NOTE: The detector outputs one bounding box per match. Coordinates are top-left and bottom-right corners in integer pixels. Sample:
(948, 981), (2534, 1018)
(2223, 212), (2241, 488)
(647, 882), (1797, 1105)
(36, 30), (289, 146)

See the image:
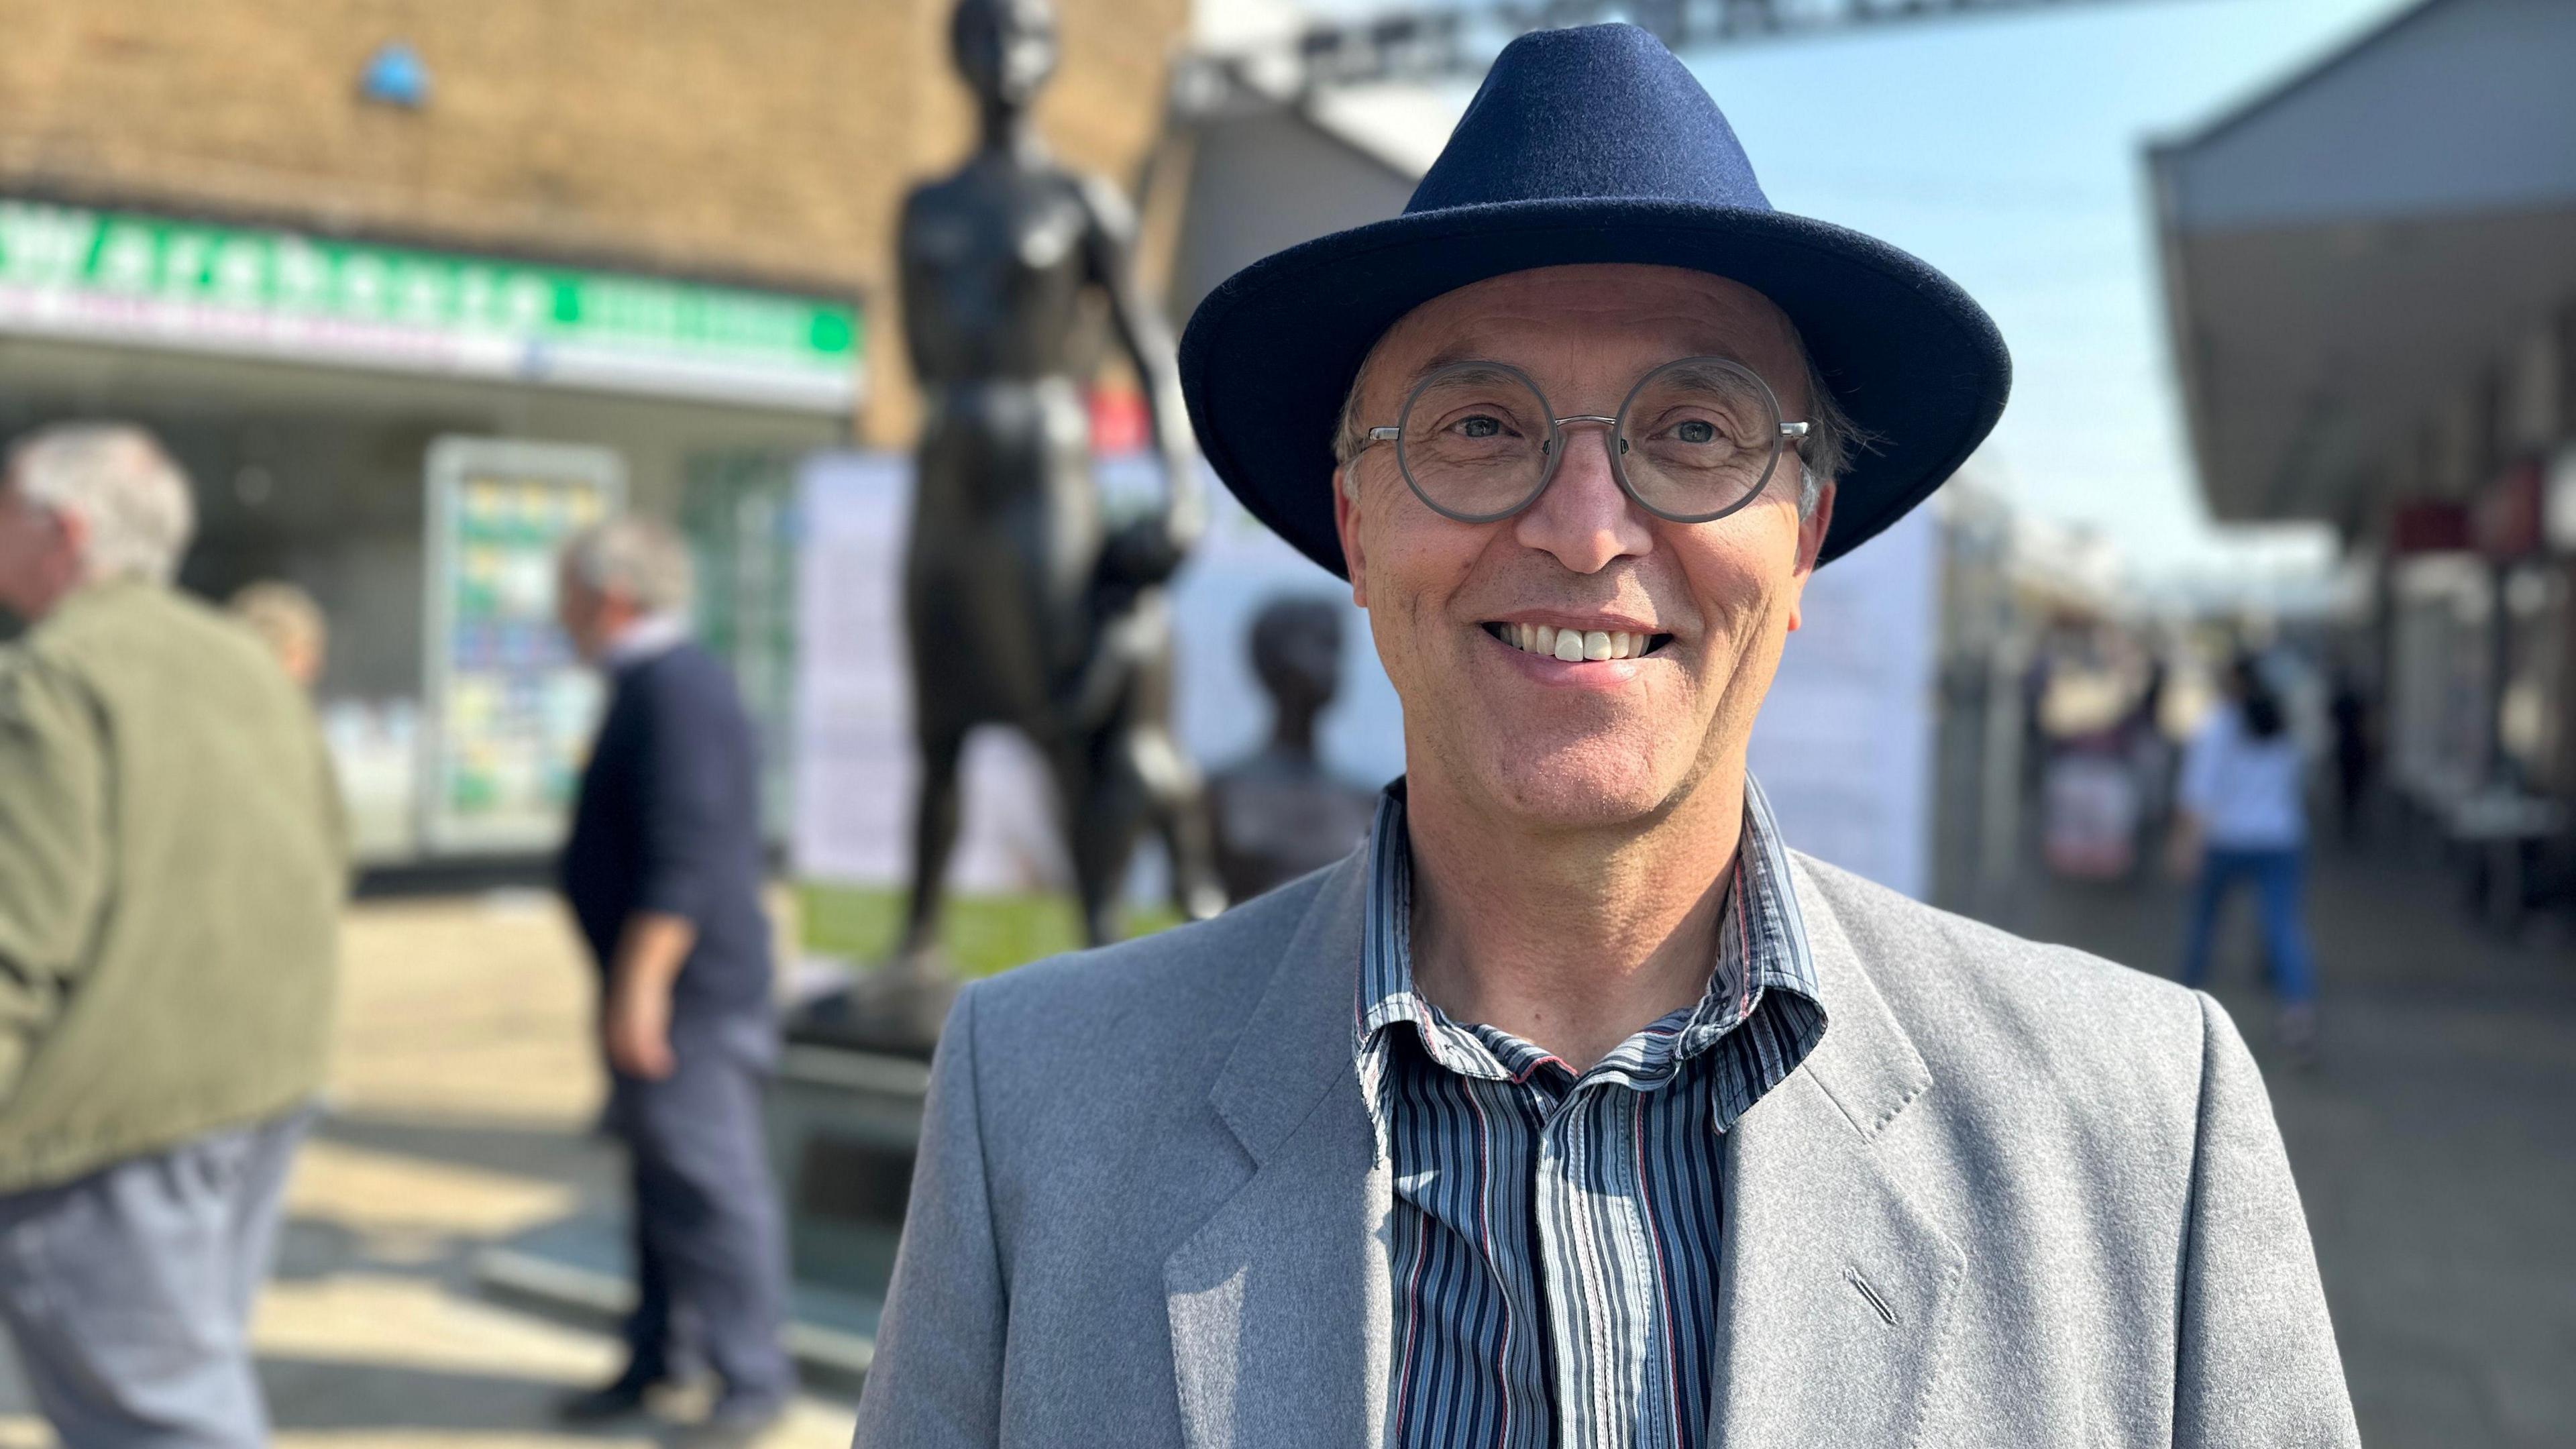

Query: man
(0, 423), (344, 1447)
(555, 515), (796, 1445)
(853, 24), (2357, 1449)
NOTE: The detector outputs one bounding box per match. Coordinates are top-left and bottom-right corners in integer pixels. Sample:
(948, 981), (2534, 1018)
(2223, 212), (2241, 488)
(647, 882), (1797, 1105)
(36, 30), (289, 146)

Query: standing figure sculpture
(884, 0), (1222, 1026)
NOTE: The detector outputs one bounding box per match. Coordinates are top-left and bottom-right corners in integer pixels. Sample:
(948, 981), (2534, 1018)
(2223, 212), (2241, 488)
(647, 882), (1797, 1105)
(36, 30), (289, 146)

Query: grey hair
(561, 515), (694, 614)
(1332, 333), (1870, 520)
(5, 423), (197, 584)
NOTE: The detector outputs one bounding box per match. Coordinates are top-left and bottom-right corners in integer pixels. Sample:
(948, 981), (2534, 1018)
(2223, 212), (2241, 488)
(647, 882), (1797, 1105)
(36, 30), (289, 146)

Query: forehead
(1364, 264), (1800, 394)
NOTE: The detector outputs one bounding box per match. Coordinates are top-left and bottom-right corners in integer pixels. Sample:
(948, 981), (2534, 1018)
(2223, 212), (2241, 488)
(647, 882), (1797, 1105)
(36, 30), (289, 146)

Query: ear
(1332, 468), (1368, 608)
(52, 505), (92, 567)
(1784, 481), (1835, 635)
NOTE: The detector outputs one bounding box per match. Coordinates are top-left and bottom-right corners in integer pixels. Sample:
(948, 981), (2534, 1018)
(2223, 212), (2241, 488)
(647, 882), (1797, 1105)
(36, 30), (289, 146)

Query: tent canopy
(2151, 0), (2576, 531)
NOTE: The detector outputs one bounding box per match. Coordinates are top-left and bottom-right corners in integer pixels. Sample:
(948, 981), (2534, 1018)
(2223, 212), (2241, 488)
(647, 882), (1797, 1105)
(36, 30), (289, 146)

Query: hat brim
(1179, 196), (2010, 576)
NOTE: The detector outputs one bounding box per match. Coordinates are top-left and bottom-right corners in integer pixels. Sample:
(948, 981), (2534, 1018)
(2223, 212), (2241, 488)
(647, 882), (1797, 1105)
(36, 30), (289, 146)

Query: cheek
(1674, 516), (1803, 647)
(1357, 499), (1480, 644)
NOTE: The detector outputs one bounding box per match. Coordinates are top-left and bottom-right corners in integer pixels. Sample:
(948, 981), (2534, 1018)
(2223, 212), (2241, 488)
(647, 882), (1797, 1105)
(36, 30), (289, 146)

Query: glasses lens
(1397, 365), (1552, 520)
(1616, 359), (1782, 520)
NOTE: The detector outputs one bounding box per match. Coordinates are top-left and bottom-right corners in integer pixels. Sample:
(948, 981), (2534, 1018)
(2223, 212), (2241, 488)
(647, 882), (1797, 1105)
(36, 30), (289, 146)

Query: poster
(420, 436), (624, 854)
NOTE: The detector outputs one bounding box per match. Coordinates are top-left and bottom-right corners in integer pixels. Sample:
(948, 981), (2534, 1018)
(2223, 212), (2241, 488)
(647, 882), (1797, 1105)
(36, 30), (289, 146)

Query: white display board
(1745, 507), (1939, 898)
(792, 453), (1059, 892)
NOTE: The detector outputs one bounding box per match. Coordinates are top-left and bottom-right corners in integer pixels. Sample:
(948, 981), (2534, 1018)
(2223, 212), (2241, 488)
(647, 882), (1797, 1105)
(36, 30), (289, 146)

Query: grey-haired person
(554, 515), (796, 1446)
(0, 423), (345, 1448)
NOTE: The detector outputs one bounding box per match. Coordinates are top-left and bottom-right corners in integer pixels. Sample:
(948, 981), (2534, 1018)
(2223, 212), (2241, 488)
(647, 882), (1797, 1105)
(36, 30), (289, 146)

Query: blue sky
(1297, 0), (2424, 580)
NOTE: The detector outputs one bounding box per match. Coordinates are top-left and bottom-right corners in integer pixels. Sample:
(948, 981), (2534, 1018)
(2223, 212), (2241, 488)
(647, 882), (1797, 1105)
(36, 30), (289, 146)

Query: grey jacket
(851, 850), (2358, 1448)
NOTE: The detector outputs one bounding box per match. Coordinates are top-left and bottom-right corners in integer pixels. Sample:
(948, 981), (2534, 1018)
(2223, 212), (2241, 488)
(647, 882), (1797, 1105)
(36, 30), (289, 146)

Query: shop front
(0, 195), (861, 865)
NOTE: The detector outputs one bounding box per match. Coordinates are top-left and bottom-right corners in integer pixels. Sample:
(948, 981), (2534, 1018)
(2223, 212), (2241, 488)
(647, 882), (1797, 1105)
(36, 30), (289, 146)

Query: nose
(1511, 419), (1652, 574)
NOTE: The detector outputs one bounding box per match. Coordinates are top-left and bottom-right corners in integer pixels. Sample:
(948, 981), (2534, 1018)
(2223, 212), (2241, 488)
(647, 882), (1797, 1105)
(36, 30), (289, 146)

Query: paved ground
(1979, 835), (2576, 1449)
(0, 839), (2564, 1446)
(0, 889), (860, 1449)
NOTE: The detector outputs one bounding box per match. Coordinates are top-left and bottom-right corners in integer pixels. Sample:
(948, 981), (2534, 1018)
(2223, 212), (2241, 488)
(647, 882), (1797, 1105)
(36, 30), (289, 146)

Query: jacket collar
(1169, 849), (1391, 1449)
(1203, 849), (1372, 1167)
(1706, 852), (1961, 1447)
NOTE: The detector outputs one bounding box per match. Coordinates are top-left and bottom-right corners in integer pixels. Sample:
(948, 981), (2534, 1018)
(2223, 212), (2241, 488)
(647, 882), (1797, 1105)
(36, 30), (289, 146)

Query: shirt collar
(600, 610), (690, 670)
(1352, 775), (1823, 1099)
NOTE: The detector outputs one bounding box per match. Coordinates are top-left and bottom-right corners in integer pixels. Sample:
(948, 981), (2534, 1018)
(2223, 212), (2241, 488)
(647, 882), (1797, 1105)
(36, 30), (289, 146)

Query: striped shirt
(1354, 778), (1826, 1449)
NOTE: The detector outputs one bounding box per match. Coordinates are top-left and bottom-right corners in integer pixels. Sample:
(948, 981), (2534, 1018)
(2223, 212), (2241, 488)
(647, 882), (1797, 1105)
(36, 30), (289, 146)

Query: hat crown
(1406, 23), (1770, 216)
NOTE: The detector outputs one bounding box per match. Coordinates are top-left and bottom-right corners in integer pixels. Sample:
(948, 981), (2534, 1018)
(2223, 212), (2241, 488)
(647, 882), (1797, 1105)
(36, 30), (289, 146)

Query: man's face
(1332, 264), (1834, 830)
(0, 472), (83, 623)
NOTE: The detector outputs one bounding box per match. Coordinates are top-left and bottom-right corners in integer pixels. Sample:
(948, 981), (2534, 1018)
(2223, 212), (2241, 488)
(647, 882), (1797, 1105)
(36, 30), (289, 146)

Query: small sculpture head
(951, 0), (1058, 111)
(1251, 596), (1344, 745)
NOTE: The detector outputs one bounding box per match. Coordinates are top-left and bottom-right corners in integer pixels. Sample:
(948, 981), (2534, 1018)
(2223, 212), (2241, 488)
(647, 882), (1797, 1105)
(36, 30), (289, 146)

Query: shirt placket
(1528, 1068), (1663, 1449)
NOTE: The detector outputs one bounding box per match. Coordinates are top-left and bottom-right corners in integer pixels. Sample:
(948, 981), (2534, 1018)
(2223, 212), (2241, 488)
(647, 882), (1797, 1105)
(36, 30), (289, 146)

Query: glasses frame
(1356, 356), (1813, 526)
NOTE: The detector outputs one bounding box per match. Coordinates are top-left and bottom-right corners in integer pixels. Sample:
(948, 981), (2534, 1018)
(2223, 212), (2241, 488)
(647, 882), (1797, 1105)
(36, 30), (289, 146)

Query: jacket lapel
(1709, 857), (1965, 1448)
(1165, 853), (1392, 1449)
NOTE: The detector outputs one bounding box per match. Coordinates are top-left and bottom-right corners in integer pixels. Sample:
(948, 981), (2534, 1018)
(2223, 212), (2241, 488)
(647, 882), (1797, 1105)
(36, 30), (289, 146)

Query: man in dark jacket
(555, 515), (795, 1445)
(0, 423), (343, 1448)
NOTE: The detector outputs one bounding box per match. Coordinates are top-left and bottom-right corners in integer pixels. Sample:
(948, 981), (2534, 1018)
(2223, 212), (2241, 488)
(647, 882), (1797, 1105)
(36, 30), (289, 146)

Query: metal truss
(1212, 0), (2182, 90)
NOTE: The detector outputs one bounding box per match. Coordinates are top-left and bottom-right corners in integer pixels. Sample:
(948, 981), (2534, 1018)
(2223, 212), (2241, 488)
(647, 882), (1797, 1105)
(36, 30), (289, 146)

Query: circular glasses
(1359, 357), (1811, 525)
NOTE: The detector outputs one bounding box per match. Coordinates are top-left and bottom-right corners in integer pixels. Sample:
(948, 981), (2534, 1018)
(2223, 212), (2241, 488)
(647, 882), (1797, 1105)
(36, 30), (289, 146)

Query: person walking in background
(0, 423), (345, 1447)
(2172, 652), (2321, 1057)
(553, 517), (796, 1446)
(230, 578), (329, 690)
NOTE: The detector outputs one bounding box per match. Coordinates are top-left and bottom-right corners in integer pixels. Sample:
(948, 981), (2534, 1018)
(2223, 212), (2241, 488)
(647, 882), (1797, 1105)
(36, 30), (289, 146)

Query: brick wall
(0, 0), (1189, 443)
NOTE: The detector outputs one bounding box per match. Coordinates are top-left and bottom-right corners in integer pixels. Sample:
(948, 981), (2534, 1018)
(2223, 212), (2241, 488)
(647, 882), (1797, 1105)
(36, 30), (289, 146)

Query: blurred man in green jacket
(0, 423), (345, 1448)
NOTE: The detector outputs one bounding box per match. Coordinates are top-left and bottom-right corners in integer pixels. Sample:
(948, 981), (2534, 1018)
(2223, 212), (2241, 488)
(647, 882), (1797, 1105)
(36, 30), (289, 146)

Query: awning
(2150, 0), (2576, 531)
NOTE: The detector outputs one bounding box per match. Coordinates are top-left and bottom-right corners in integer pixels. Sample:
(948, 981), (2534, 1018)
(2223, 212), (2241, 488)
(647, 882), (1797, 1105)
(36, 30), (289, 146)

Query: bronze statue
(873, 0), (1221, 1032)
(1206, 596), (1380, 901)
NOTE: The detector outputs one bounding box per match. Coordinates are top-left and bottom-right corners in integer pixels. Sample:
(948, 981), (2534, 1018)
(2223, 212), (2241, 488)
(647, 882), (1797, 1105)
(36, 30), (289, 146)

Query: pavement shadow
(313, 1109), (617, 1187)
(256, 1354), (637, 1437)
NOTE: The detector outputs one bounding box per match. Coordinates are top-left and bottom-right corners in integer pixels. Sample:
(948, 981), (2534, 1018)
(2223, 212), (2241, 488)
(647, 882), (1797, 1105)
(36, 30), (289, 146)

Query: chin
(1470, 729), (1683, 828)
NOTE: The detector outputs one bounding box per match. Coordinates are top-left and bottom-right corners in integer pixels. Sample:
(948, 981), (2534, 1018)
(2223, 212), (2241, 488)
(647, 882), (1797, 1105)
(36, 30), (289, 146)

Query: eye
(1674, 419), (1717, 444)
(1457, 415), (1503, 439)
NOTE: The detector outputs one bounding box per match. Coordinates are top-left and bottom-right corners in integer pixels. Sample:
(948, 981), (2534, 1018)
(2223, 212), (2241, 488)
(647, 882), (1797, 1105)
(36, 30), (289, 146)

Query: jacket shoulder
(1789, 852), (2210, 1091)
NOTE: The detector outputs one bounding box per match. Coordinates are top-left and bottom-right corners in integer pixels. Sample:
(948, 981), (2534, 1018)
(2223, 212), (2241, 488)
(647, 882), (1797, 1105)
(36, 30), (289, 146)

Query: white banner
(1746, 507), (1939, 898)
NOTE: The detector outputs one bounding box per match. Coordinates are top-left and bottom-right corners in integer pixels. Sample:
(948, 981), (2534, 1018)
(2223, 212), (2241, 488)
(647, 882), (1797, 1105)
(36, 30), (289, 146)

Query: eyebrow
(1390, 346), (1764, 399)
(1407, 360), (1532, 392)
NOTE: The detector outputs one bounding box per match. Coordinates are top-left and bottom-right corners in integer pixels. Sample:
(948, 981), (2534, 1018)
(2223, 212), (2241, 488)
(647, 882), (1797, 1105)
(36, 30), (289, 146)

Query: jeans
(2180, 846), (2317, 1005)
(0, 1106), (312, 1449)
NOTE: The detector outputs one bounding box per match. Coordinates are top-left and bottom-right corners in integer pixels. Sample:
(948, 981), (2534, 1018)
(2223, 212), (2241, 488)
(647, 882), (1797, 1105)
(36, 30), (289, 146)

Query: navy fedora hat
(1179, 21), (2009, 576)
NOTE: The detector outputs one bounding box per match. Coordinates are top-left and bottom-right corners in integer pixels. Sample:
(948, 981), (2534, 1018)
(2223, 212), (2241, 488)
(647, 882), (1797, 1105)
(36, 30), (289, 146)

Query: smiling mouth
(1483, 621), (1673, 662)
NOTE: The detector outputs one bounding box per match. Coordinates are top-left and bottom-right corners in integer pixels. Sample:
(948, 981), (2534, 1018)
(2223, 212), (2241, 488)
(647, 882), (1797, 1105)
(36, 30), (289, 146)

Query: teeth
(1496, 623), (1658, 660)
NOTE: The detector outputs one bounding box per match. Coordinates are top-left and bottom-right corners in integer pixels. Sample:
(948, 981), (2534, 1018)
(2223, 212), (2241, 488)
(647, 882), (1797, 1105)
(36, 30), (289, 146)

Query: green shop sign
(0, 199), (861, 412)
